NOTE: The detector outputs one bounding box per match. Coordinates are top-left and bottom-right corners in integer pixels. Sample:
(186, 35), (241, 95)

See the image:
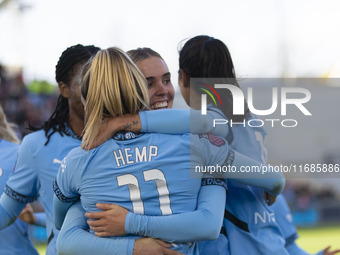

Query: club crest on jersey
(199, 134), (226, 147)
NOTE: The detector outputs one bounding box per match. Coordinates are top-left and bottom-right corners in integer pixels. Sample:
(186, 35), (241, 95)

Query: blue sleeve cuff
(125, 212), (149, 237)
(0, 193), (26, 229)
(125, 212), (133, 234)
(34, 212), (46, 227)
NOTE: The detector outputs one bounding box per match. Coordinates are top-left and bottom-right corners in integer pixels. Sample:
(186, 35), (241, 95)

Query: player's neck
(68, 115), (84, 137)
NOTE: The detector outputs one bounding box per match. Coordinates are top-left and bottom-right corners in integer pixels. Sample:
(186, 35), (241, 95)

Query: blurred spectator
(283, 180), (340, 226)
(0, 63), (58, 138)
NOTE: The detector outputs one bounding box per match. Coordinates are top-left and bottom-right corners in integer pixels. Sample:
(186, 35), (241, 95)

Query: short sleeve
(54, 154), (79, 203)
(5, 135), (39, 203)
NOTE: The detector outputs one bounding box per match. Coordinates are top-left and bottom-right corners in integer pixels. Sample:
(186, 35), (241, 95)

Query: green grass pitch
(34, 225), (340, 254)
(296, 226), (340, 253)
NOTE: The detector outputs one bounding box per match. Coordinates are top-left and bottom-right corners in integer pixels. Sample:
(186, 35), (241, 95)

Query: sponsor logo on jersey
(254, 211), (275, 224)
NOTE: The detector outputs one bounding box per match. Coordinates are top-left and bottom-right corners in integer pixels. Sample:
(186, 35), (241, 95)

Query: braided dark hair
(30, 44), (100, 145)
(179, 35), (249, 121)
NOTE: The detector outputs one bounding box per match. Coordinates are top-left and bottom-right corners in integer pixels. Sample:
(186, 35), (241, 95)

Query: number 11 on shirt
(117, 169), (172, 215)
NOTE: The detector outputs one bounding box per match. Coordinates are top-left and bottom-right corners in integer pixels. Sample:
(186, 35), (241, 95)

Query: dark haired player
(0, 44), (100, 255)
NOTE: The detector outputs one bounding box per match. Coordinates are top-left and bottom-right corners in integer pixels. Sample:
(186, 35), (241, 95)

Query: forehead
(136, 56), (169, 78)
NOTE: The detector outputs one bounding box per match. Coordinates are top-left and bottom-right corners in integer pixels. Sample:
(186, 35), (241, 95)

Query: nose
(154, 81), (168, 96)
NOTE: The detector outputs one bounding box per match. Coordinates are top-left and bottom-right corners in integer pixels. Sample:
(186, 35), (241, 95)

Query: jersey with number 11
(56, 132), (230, 254)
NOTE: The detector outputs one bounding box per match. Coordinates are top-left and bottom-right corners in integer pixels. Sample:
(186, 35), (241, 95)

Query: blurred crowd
(284, 180), (340, 226)
(0, 64), (58, 138)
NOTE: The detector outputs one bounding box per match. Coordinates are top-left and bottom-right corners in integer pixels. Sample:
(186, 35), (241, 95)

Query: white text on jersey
(113, 146), (158, 167)
(254, 211), (275, 224)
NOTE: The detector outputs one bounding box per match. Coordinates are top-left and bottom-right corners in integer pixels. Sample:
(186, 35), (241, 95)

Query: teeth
(151, 101), (168, 109)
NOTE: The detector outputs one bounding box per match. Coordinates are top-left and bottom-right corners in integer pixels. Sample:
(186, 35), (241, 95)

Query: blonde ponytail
(81, 47), (149, 150)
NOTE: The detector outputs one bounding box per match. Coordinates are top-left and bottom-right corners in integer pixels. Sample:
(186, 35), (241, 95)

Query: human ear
(59, 82), (69, 98)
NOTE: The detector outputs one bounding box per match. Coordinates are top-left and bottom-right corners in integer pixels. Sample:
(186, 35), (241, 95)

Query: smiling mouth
(151, 101), (168, 109)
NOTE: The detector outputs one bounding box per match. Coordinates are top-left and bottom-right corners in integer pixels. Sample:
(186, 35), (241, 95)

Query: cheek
(168, 86), (175, 103)
(148, 87), (156, 102)
(168, 84), (175, 98)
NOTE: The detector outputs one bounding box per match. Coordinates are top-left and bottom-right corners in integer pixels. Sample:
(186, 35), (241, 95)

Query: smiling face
(136, 56), (174, 110)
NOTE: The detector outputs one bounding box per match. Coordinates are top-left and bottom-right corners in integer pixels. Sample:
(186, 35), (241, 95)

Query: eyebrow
(162, 72), (171, 78)
(145, 72), (171, 80)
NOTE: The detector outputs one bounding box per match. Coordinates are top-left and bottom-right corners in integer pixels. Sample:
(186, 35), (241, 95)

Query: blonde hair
(81, 47), (149, 149)
(0, 105), (19, 143)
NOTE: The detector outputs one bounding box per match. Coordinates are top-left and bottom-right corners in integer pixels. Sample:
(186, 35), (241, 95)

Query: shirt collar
(113, 131), (143, 141)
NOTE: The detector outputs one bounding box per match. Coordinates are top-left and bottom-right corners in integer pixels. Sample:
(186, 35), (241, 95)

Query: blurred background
(1, 0), (339, 253)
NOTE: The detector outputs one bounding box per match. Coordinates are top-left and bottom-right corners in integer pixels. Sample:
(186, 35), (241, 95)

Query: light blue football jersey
(271, 194), (298, 247)
(230, 115), (314, 255)
(0, 139), (39, 255)
(4, 126), (81, 255)
(224, 114), (288, 255)
(139, 107), (288, 254)
(55, 132), (232, 255)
